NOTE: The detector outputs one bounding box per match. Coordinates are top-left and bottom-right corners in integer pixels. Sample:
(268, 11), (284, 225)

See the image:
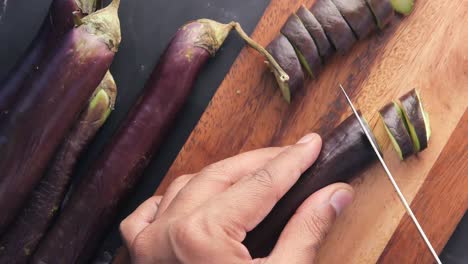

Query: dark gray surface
(0, 0), (466, 262)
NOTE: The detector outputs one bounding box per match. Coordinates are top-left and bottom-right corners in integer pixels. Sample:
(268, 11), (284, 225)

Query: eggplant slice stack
(267, 0), (396, 101)
(379, 89), (431, 159)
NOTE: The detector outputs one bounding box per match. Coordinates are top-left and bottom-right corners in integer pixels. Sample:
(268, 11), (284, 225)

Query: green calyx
(390, 0), (414, 15)
(86, 72), (116, 124)
(81, 0), (121, 52)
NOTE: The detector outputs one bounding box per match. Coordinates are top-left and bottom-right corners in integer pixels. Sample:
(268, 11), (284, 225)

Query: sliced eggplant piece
(379, 101), (414, 159)
(296, 5), (334, 60)
(399, 89), (430, 152)
(244, 112), (380, 257)
(366, 0), (394, 29)
(390, 0), (414, 15)
(331, 0), (378, 39)
(266, 34), (305, 101)
(281, 14), (322, 78)
(311, 0), (357, 54)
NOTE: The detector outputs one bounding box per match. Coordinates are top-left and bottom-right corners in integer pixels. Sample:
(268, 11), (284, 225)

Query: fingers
(156, 174), (195, 217)
(161, 147), (285, 217)
(201, 133), (322, 240)
(267, 183), (354, 263)
(120, 195), (162, 249)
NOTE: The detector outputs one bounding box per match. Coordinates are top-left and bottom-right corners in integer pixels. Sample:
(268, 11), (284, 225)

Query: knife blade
(339, 84), (442, 264)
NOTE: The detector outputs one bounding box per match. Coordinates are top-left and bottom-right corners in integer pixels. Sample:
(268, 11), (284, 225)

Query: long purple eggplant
(0, 72), (116, 264)
(243, 112), (380, 258)
(0, 0), (120, 235)
(0, 0), (98, 116)
(31, 19), (286, 263)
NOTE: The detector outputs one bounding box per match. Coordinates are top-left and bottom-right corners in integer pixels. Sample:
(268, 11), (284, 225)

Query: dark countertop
(0, 0), (466, 262)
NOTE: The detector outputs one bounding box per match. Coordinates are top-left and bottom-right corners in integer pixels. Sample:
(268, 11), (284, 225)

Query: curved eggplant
(379, 101), (414, 159)
(0, 72), (116, 264)
(366, 0), (394, 29)
(399, 89), (430, 152)
(31, 19), (240, 264)
(281, 14), (322, 78)
(311, 0), (357, 54)
(0, 0), (98, 116)
(296, 5), (334, 60)
(331, 0), (378, 39)
(0, 0), (120, 235)
(267, 34), (304, 102)
(243, 112), (380, 258)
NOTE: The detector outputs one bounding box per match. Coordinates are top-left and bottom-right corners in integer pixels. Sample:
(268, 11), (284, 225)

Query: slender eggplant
(399, 89), (431, 152)
(365, 0), (394, 29)
(0, 72), (116, 264)
(390, 0), (414, 15)
(0, 0), (99, 116)
(379, 101), (414, 159)
(331, 0), (378, 39)
(311, 0), (357, 54)
(243, 112), (380, 258)
(0, 0), (120, 234)
(31, 19), (285, 264)
(281, 14), (322, 78)
(267, 34), (305, 102)
(296, 5), (334, 60)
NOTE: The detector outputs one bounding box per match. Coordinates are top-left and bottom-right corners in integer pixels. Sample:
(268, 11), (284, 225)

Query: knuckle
(252, 168), (275, 190)
(168, 216), (209, 253)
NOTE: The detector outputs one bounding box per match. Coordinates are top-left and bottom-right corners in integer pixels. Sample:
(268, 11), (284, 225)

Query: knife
(339, 84), (442, 264)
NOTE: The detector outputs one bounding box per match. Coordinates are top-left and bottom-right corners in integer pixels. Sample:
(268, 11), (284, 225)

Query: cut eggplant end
(381, 115), (404, 160)
(379, 101), (415, 160)
(399, 89), (430, 152)
(415, 90), (431, 140)
(390, 0), (414, 15)
(362, 116), (383, 156)
(294, 47), (315, 78)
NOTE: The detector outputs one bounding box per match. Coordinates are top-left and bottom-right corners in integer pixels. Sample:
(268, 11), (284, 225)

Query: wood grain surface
(118, 0), (467, 262)
(378, 110), (467, 263)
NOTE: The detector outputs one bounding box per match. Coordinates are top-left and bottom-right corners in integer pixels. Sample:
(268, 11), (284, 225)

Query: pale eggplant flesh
(281, 14), (322, 78)
(379, 101), (414, 159)
(296, 5), (334, 60)
(311, 0), (357, 54)
(331, 0), (378, 39)
(243, 112), (380, 257)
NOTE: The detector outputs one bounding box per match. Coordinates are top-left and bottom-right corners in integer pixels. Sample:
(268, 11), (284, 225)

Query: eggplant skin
(331, 0), (378, 39)
(0, 73), (116, 264)
(311, 0), (357, 54)
(32, 20), (226, 264)
(366, 0), (394, 29)
(243, 112), (378, 258)
(0, 28), (115, 235)
(0, 0), (92, 117)
(296, 5), (334, 60)
(399, 89), (428, 151)
(267, 34), (305, 95)
(281, 14), (322, 78)
(380, 102), (414, 159)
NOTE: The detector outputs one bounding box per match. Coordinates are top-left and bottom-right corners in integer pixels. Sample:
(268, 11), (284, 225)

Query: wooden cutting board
(118, 0), (468, 263)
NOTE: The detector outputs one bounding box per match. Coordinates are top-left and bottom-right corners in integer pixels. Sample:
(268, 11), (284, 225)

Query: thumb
(265, 183), (354, 263)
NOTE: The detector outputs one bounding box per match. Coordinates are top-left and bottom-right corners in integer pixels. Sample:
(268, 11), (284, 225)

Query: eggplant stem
(230, 22), (290, 84)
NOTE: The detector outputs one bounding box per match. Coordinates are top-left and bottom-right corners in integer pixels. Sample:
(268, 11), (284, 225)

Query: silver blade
(339, 84), (441, 264)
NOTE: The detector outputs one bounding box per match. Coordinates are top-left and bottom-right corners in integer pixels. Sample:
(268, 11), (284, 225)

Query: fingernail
(330, 188), (354, 216)
(297, 133), (318, 144)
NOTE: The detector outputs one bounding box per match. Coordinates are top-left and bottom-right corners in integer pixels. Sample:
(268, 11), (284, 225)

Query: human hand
(120, 133), (354, 264)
